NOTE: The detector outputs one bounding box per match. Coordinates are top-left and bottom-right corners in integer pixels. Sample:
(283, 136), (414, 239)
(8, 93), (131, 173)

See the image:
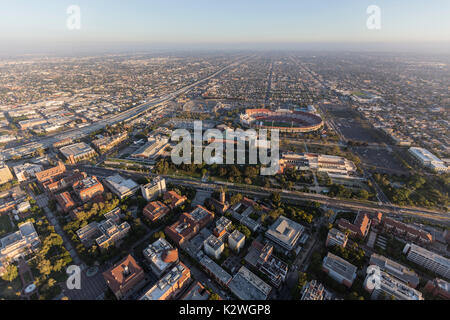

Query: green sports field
(261, 120), (295, 127)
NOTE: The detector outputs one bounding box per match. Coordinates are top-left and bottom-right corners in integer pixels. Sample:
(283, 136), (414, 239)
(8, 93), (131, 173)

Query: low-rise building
(0, 222), (40, 274)
(208, 189), (230, 215)
(337, 212), (371, 238)
(409, 147), (449, 173)
(244, 240), (288, 288)
(181, 281), (211, 300)
(103, 254), (146, 300)
(143, 201), (170, 222)
(103, 174), (139, 199)
(92, 133), (128, 152)
(42, 170), (86, 194)
(228, 266), (272, 300)
(199, 255), (232, 287)
(143, 238), (178, 277)
(369, 253), (420, 288)
(364, 265), (423, 300)
(163, 191), (187, 209)
(403, 243), (450, 279)
(322, 252), (357, 288)
(383, 217), (433, 243)
(326, 228), (348, 248)
(55, 191), (76, 213)
(279, 153), (357, 177)
(35, 162), (66, 184)
(59, 142), (97, 164)
(76, 209), (130, 248)
(424, 278), (450, 300)
(96, 218), (131, 249)
(131, 137), (169, 160)
(228, 197), (269, 232)
(72, 176), (104, 202)
(165, 206), (214, 246)
(301, 280), (326, 300)
(0, 187), (27, 214)
(265, 216), (305, 251)
(13, 163), (43, 182)
(140, 262), (190, 300)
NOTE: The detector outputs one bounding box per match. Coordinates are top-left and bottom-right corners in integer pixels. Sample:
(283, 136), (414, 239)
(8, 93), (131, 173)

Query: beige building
(0, 222), (40, 275)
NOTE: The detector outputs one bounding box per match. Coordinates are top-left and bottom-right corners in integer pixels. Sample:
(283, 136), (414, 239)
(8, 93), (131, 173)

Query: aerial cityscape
(0, 0), (449, 308)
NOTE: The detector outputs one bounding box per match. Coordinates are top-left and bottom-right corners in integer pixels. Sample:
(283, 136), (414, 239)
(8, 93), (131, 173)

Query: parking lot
(353, 146), (409, 175)
(323, 104), (386, 144)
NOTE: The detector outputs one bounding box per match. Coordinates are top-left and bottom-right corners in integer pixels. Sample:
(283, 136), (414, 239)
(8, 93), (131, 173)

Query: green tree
(358, 189), (369, 200)
(237, 225), (251, 238)
(1, 264), (18, 282)
(209, 293), (220, 300)
(271, 192), (281, 206)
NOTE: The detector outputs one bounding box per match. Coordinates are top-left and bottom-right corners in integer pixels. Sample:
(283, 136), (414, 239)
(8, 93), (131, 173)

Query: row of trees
(373, 173), (449, 209)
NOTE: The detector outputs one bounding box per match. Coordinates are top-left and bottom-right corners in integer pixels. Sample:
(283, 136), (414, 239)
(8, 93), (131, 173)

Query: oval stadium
(240, 108), (324, 133)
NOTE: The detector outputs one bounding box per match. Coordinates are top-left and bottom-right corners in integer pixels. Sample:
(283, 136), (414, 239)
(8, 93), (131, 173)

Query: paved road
(34, 193), (83, 267)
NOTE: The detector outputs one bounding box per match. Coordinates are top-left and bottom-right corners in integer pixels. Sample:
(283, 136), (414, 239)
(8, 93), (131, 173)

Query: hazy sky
(1, 0), (449, 54)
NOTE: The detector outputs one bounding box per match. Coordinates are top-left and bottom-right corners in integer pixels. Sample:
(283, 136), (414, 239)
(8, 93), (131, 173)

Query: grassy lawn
(0, 215), (15, 237)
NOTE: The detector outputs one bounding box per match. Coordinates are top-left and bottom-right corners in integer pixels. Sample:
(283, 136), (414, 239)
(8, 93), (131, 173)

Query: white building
(139, 262), (190, 300)
(228, 229), (245, 253)
(409, 147), (448, 173)
(13, 163), (44, 182)
(203, 234), (224, 260)
(325, 228), (348, 248)
(131, 136), (169, 160)
(369, 253), (420, 288)
(59, 142), (97, 163)
(265, 216), (305, 251)
(143, 238), (178, 277)
(322, 252), (357, 288)
(279, 153), (357, 177)
(141, 176), (166, 201)
(364, 265), (423, 300)
(403, 243), (450, 279)
(0, 222), (40, 274)
(103, 174), (139, 199)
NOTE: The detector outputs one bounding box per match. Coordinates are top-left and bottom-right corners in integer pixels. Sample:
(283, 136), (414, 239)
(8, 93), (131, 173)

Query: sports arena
(240, 108), (324, 133)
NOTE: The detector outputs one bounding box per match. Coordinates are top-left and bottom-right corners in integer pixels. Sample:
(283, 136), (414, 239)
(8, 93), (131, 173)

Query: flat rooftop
(59, 142), (94, 157)
(228, 266), (272, 300)
(323, 252), (358, 281)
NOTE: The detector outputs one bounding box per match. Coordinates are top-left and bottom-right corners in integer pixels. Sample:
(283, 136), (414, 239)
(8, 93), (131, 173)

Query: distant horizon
(1, 41), (450, 58)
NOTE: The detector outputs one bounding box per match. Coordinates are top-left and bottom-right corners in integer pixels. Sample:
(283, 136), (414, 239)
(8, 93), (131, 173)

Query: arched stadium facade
(240, 109), (324, 133)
